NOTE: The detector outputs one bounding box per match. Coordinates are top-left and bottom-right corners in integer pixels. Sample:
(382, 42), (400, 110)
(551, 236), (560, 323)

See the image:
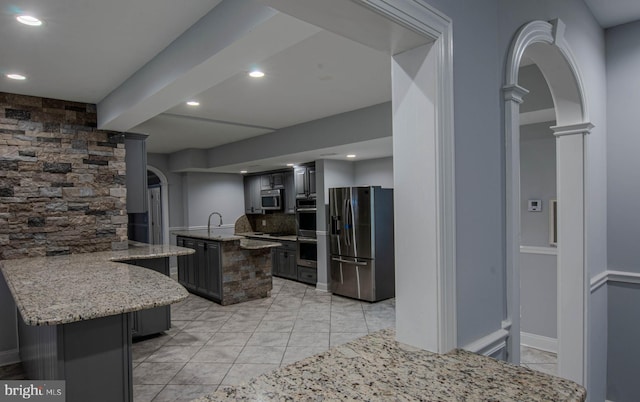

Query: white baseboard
(519, 245), (558, 255)
(521, 332), (557, 354)
(0, 349), (20, 366)
(463, 328), (509, 356)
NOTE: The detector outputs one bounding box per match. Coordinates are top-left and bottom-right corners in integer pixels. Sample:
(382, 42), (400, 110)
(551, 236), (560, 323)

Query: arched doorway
(504, 19), (593, 385)
(147, 165), (170, 246)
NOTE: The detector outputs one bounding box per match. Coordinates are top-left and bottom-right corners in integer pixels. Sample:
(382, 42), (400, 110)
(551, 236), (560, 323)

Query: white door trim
(360, 0), (456, 353)
(504, 19), (590, 386)
(147, 165), (170, 246)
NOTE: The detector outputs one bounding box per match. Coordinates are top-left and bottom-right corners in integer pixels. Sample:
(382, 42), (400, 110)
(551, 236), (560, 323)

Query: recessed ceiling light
(240, 170), (248, 174)
(186, 101), (200, 106)
(347, 154), (356, 158)
(16, 15), (42, 26)
(286, 163), (294, 167)
(248, 70), (265, 78)
(6, 73), (26, 80)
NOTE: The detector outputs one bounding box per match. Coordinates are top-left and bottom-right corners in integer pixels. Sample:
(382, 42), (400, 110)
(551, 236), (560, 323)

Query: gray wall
(606, 20), (640, 401)
(607, 283), (640, 401)
(182, 172), (245, 228)
(607, 21), (640, 273)
(353, 157), (393, 188)
(520, 123), (556, 247)
(519, 252), (557, 339)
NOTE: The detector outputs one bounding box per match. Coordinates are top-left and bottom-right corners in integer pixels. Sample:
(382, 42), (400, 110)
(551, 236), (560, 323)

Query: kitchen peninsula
(172, 230), (281, 305)
(199, 328), (586, 401)
(0, 243), (193, 402)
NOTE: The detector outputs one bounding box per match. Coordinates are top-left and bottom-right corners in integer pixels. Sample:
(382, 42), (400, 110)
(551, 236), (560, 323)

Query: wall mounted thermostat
(528, 199), (542, 212)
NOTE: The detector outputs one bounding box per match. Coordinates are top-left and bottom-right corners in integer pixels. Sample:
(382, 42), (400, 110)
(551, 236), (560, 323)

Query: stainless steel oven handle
(331, 257), (367, 266)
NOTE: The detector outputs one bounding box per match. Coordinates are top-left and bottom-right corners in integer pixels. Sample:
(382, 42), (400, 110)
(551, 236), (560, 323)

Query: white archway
(503, 19), (592, 385)
(147, 165), (170, 247)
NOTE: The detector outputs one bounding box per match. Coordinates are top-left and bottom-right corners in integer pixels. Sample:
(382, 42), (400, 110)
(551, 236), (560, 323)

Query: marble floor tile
(254, 319), (295, 333)
(165, 331), (214, 346)
(195, 310), (233, 321)
(153, 385), (220, 402)
(291, 319), (330, 333)
(246, 331), (291, 347)
(169, 362), (231, 385)
(221, 364), (280, 386)
(146, 346), (202, 363)
(132, 384), (163, 402)
(133, 362), (185, 385)
(218, 319), (261, 333)
(190, 346), (243, 363)
(520, 346), (557, 364)
(235, 346), (286, 364)
(182, 320), (225, 334)
(205, 332), (252, 347)
(262, 310), (298, 321)
(287, 331), (330, 348)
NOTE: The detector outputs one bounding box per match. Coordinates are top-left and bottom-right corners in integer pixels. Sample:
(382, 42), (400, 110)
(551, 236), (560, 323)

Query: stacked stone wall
(0, 93), (127, 259)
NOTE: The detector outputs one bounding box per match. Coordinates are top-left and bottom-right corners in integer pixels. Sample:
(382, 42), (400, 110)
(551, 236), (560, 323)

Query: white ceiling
(584, 0), (640, 28)
(2, 0), (639, 172)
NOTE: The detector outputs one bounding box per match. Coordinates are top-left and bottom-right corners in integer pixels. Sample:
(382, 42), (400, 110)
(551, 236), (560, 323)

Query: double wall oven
(296, 198), (317, 269)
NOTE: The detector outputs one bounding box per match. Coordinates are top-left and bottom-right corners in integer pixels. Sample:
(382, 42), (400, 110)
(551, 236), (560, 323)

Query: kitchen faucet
(207, 212), (223, 235)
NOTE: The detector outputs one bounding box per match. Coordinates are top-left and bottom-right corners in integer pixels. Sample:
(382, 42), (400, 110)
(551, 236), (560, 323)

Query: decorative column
(551, 122), (592, 385)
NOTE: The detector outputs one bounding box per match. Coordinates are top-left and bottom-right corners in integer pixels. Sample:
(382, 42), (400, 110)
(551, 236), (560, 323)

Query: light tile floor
(132, 277), (396, 402)
(520, 345), (558, 376)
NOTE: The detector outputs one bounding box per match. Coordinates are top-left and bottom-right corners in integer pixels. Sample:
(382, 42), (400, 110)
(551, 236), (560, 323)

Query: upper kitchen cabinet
(260, 173), (284, 190)
(284, 170), (295, 214)
(244, 174), (263, 214)
(124, 133), (148, 213)
(295, 164), (316, 198)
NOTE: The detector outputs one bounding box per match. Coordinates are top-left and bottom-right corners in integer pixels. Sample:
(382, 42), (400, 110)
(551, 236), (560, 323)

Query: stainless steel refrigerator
(329, 186), (394, 301)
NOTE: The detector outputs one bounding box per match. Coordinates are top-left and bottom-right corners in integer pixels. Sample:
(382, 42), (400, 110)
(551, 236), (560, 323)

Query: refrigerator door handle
(343, 198), (350, 246)
(331, 257), (368, 266)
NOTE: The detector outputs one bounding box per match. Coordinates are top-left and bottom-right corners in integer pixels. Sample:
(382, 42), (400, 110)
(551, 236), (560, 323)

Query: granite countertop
(173, 230), (285, 249)
(196, 328), (586, 402)
(237, 232), (298, 242)
(172, 230), (245, 242)
(0, 244), (193, 326)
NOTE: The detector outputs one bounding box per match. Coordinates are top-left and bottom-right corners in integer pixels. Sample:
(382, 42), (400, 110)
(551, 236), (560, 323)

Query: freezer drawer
(330, 256), (375, 301)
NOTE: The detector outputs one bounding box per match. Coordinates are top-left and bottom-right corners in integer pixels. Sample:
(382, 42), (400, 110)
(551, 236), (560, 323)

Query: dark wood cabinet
(244, 175), (263, 214)
(176, 236), (222, 302)
(123, 257), (171, 338)
(271, 241), (297, 280)
(294, 164), (316, 199)
(261, 172), (284, 190)
(284, 170), (295, 214)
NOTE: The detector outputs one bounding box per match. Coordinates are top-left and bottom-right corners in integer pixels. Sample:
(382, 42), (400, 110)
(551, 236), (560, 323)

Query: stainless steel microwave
(260, 189), (282, 210)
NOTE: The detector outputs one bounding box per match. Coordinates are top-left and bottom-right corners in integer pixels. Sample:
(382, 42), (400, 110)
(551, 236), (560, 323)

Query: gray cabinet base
(18, 313), (132, 402)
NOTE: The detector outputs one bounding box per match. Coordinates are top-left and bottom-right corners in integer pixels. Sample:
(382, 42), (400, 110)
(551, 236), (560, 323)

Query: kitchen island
(172, 230), (281, 305)
(198, 328), (586, 401)
(0, 243), (193, 402)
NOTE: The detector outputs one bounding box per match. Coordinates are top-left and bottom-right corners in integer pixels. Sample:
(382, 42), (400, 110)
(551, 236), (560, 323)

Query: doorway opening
(147, 166), (170, 246)
(504, 19), (592, 385)
(517, 59), (558, 375)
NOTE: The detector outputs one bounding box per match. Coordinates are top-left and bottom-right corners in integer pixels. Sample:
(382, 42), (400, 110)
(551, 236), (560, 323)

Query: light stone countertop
(196, 328), (586, 402)
(0, 243), (193, 326)
(237, 232), (298, 242)
(172, 230), (283, 249)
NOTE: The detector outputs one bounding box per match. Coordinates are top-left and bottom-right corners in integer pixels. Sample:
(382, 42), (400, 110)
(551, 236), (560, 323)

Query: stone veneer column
(0, 92), (128, 259)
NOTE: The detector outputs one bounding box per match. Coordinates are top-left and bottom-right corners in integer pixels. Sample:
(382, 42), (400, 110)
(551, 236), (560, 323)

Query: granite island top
(237, 231), (298, 242)
(172, 230), (283, 249)
(197, 328), (586, 402)
(0, 242), (193, 326)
